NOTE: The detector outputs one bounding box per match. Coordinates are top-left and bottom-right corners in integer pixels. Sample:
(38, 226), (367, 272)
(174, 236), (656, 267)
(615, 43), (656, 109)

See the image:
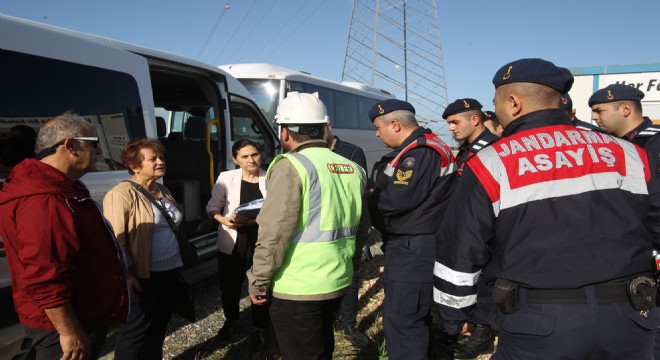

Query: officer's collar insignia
(561, 97), (568, 105)
(607, 90), (614, 100)
(502, 65), (513, 80)
(463, 100), (470, 108)
(402, 156), (416, 168)
(393, 169), (413, 185)
(378, 104), (385, 114)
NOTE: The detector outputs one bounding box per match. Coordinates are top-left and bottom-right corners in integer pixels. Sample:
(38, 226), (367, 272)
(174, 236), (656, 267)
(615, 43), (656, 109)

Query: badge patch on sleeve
(393, 169), (413, 185)
(402, 156), (416, 168)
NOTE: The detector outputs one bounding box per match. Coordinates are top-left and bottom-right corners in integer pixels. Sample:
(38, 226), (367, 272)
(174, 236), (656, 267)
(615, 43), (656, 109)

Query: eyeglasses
(34, 136), (100, 160)
(73, 137), (100, 149)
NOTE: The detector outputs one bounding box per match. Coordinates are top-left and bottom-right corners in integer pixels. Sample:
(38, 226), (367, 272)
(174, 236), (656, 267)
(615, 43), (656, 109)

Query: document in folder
(234, 198), (265, 219)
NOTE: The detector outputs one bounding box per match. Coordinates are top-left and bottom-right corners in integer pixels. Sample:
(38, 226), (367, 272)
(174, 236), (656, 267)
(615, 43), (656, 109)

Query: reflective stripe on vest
(266, 147), (365, 296)
(468, 126), (650, 217)
(288, 152), (362, 243)
(383, 133), (455, 177)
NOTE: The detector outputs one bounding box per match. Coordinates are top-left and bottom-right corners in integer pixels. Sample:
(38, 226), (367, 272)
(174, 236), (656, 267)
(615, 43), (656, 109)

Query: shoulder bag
(126, 180), (199, 266)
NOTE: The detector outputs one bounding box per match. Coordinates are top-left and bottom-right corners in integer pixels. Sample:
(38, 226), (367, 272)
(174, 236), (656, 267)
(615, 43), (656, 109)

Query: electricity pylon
(342, 0), (450, 141)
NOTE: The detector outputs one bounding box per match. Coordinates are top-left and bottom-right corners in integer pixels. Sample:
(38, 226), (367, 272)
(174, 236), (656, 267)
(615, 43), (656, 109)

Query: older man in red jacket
(0, 113), (129, 360)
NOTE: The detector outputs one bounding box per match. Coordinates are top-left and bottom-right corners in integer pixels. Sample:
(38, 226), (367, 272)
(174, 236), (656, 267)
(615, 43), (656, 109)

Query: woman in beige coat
(103, 138), (185, 360)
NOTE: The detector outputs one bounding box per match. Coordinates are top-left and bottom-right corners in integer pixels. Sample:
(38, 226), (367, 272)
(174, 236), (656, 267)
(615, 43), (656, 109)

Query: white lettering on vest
(554, 131), (572, 147)
(555, 151), (573, 169)
(587, 144), (599, 163)
(598, 147), (616, 167)
(518, 157), (538, 175)
(565, 149), (584, 166)
(537, 133), (554, 148)
(517, 147), (614, 175)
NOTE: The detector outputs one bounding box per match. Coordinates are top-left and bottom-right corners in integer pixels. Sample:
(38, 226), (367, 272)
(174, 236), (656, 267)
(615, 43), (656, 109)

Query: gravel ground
(97, 240), (494, 360)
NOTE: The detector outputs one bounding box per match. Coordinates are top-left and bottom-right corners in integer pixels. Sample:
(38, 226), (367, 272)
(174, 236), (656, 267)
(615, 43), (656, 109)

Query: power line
(263, 0), (328, 62)
(196, 0), (232, 60)
(227, 0), (280, 64)
(211, 0), (258, 65)
(247, 1), (311, 62)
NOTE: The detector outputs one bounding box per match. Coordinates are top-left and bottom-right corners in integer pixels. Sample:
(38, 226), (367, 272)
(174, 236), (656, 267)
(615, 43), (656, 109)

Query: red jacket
(0, 159), (129, 330)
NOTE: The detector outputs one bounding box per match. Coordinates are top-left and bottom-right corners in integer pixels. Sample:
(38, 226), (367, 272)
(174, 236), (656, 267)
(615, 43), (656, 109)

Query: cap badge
(378, 104), (385, 114)
(607, 90), (614, 100)
(502, 66), (513, 80)
(463, 100), (470, 108)
(561, 97), (568, 104)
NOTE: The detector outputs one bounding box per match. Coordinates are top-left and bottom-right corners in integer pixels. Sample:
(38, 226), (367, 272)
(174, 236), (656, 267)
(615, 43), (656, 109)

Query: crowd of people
(1, 56), (660, 360)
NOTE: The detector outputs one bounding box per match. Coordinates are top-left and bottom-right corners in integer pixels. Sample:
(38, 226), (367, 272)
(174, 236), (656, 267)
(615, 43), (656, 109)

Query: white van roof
(0, 13), (254, 100)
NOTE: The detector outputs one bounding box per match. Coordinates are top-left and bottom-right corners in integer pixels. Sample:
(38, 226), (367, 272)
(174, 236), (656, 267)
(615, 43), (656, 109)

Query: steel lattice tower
(342, 0), (450, 140)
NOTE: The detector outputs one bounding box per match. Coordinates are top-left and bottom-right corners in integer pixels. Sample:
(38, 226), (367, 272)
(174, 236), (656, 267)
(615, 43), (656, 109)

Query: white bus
(0, 13), (279, 357)
(219, 63), (395, 172)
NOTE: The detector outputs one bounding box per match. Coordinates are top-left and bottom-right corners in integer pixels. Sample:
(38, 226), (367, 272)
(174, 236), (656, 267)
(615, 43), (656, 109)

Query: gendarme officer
(589, 84), (660, 176)
(443, 98), (499, 179)
(369, 99), (456, 360)
(442, 98), (499, 359)
(434, 58), (660, 359)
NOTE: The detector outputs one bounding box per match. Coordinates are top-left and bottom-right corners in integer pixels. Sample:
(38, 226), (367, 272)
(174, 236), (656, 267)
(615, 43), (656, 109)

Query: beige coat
(103, 181), (177, 278)
(205, 168), (267, 254)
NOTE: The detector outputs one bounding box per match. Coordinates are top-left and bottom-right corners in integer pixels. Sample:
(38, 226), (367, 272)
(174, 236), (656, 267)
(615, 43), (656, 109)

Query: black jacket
(434, 109), (660, 333)
(371, 127), (456, 237)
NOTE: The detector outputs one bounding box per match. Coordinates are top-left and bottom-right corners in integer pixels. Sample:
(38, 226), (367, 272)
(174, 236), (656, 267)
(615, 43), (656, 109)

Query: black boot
(453, 324), (494, 359)
(216, 319), (236, 341)
(342, 325), (371, 347)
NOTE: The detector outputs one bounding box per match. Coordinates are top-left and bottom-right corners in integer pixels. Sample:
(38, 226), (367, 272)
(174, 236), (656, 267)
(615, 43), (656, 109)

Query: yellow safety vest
(266, 147), (365, 296)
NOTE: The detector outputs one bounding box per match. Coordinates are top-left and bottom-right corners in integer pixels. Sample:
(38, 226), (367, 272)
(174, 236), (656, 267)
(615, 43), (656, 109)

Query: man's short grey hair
(35, 113), (90, 153)
(379, 110), (418, 128)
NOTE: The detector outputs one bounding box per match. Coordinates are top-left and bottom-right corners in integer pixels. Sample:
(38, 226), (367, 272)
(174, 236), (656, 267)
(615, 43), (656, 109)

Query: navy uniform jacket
(623, 117), (660, 177)
(456, 129), (499, 178)
(573, 116), (605, 133)
(331, 136), (367, 171)
(371, 127), (456, 238)
(433, 109), (660, 334)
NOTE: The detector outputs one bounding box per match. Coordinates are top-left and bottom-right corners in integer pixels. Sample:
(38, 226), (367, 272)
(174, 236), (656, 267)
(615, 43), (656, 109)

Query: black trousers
(218, 251), (270, 328)
(338, 266), (361, 328)
(23, 326), (107, 360)
(114, 269), (180, 360)
(382, 234), (435, 360)
(472, 275), (496, 325)
(492, 289), (659, 359)
(270, 297), (343, 360)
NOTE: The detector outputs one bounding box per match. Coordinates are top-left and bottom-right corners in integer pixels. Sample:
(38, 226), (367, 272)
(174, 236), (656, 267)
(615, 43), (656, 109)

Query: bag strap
(125, 180), (179, 232)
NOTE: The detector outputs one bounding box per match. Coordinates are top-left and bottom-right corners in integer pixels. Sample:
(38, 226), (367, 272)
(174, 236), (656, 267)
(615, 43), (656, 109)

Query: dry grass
(99, 241), (495, 359)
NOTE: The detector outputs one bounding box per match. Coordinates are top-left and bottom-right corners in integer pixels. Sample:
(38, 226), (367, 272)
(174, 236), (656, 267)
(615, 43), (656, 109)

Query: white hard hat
(274, 92), (329, 125)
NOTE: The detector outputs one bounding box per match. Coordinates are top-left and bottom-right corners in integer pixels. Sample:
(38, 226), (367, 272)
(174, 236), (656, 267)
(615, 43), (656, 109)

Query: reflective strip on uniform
(433, 261), (481, 287)
(433, 287), (477, 309)
(383, 134), (455, 177)
(471, 128), (649, 218)
(288, 152), (359, 243)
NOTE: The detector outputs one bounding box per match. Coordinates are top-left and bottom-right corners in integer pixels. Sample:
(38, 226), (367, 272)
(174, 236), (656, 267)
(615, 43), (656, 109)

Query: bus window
(335, 91), (359, 129)
(238, 79), (280, 126)
(230, 97), (276, 167)
(0, 49), (144, 173)
(287, 82), (337, 123)
(358, 96), (379, 130)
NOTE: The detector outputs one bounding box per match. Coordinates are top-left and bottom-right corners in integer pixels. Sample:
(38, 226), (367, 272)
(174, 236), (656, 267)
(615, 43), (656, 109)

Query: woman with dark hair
(206, 139), (269, 350)
(103, 138), (186, 359)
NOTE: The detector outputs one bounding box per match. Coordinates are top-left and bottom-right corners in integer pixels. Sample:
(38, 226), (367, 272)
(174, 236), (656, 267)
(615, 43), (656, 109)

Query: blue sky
(3, 0), (660, 136)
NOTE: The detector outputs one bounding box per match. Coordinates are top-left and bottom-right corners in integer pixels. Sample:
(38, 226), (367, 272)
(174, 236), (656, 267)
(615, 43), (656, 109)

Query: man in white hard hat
(247, 92), (370, 359)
